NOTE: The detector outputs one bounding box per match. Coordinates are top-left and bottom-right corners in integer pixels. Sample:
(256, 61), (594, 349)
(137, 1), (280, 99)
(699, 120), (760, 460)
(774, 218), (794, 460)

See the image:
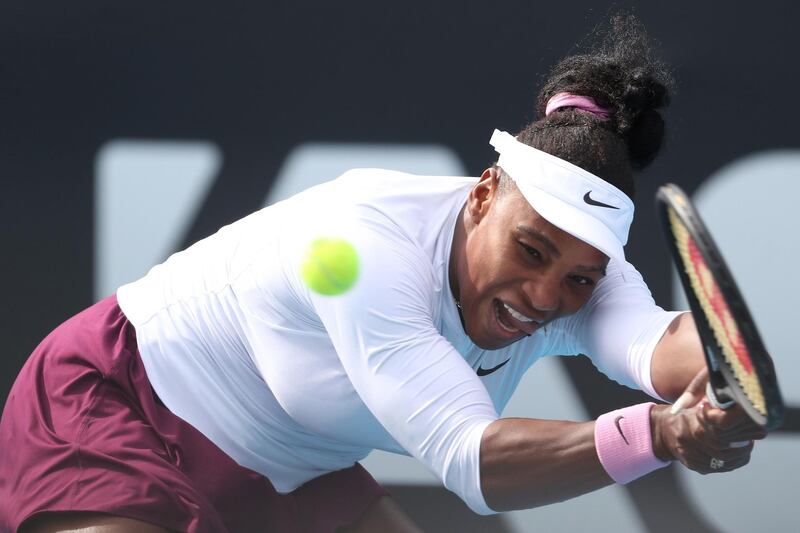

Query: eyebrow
(517, 224), (561, 258)
(516, 224), (607, 276)
(575, 264), (608, 276)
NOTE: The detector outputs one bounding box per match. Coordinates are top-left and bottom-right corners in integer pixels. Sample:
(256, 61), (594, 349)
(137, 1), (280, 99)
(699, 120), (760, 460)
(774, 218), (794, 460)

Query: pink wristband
(594, 402), (671, 484)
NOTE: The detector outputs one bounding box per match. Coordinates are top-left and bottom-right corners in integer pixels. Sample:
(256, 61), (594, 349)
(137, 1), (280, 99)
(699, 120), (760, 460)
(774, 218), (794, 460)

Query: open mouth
(503, 301), (535, 323)
(493, 299), (540, 337)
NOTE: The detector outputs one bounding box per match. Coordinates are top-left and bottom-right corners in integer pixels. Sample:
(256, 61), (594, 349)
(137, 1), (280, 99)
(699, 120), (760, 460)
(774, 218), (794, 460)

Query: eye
(519, 242), (541, 259)
(570, 275), (595, 287)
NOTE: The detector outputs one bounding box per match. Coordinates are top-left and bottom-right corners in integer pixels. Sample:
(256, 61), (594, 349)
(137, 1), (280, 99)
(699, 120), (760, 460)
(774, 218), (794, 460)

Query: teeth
(503, 302), (534, 322)
(495, 303), (519, 333)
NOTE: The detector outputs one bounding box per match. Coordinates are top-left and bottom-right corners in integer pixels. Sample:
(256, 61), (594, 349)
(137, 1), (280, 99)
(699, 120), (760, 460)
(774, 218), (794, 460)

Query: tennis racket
(656, 183), (784, 431)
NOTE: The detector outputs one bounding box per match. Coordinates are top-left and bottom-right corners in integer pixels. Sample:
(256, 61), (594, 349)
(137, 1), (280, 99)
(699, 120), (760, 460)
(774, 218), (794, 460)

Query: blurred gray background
(2, 2), (798, 531)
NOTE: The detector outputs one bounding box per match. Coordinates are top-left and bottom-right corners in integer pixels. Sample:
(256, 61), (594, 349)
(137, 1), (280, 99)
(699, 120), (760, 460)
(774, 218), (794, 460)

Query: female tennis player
(0, 15), (766, 533)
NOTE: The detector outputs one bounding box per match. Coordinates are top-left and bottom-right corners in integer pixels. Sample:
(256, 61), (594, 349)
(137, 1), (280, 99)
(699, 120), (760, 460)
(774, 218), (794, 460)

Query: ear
(466, 167), (501, 223)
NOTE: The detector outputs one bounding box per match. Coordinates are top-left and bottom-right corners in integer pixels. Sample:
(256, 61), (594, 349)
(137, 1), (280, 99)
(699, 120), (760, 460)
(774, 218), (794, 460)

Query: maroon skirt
(0, 296), (387, 532)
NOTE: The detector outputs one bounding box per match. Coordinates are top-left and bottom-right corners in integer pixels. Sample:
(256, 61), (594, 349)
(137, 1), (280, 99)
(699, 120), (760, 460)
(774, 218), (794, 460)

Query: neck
(449, 203), (468, 326)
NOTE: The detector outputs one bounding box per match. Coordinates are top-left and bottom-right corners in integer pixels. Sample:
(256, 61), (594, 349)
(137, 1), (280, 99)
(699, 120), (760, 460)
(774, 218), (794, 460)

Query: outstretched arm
(478, 388), (765, 512)
(480, 418), (611, 511)
(479, 313), (766, 512)
(649, 312), (705, 401)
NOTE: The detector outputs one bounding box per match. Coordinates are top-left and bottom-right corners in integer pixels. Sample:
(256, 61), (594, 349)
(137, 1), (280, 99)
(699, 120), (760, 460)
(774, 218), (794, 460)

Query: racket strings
(668, 208), (767, 415)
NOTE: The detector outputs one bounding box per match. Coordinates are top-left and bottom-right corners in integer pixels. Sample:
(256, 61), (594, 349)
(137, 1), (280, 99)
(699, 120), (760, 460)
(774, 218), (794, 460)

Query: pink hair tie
(545, 92), (613, 120)
(594, 402), (671, 484)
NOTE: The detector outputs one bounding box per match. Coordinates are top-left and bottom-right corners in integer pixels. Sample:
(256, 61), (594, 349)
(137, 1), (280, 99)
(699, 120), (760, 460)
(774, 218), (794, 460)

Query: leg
(0, 299), (226, 533)
(337, 495), (423, 533)
(20, 512), (172, 533)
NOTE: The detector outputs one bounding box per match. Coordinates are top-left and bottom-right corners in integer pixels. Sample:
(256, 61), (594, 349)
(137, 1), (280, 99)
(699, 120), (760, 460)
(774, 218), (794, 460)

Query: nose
(522, 275), (560, 313)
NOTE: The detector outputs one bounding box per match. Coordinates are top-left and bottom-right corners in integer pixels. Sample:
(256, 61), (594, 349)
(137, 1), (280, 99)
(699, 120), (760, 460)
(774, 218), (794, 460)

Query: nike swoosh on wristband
(477, 358), (511, 377)
(583, 191), (620, 210)
(614, 415), (630, 445)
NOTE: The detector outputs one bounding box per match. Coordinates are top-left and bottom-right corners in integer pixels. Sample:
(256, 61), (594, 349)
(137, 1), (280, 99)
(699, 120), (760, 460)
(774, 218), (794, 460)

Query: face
(451, 168), (609, 350)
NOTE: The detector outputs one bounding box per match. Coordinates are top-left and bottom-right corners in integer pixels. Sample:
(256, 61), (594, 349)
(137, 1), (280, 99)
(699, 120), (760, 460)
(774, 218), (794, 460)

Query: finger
(700, 403), (749, 429)
(680, 450), (732, 474)
(720, 427), (768, 441)
(701, 425), (764, 445)
(699, 406), (768, 440)
(671, 367), (709, 414)
(670, 415), (756, 473)
(674, 448), (708, 472)
(723, 453), (751, 472)
(707, 452), (752, 474)
(713, 444), (754, 471)
(699, 406), (767, 440)
(689, 414), (758, 454)
(670, 394), (693, 414)
(691, 435), (736, 457)
(716, 421), (767, 440)
(681, 419), (732, 455)
(716, 421), (768, 440)
(681, 445), (753, 474)
(717, 441), (754, 460)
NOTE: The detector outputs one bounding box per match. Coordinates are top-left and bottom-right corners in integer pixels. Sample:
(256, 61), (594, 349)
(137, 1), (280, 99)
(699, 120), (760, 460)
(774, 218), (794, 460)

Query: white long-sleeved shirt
(117, 169), (680, 514)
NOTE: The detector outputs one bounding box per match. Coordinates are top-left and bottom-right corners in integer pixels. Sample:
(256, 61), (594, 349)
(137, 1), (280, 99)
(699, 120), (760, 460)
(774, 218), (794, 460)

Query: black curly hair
(501, 13), (672, 199)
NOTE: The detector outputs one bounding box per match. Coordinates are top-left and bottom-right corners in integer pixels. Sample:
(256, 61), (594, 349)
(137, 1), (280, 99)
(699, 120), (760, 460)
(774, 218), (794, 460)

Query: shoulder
(284, 168), (475, 257)
(581, 258), (650, 307)
(540, 258), (653, 352)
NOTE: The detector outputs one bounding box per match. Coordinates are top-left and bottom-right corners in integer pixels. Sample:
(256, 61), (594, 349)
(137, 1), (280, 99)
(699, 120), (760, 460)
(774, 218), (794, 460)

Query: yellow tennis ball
(301, 237), (360, 295)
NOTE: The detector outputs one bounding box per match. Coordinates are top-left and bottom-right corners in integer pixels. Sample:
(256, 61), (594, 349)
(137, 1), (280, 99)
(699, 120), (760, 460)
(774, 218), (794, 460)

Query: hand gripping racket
(656, 183), (784, 430)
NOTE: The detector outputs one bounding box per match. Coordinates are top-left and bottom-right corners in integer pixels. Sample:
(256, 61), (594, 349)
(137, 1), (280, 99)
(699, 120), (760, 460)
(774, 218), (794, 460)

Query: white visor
(490, 129), (634, 263)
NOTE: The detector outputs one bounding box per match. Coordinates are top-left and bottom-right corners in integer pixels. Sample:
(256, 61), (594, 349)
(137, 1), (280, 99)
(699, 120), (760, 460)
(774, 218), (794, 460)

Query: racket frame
(656, 183), (783, 430)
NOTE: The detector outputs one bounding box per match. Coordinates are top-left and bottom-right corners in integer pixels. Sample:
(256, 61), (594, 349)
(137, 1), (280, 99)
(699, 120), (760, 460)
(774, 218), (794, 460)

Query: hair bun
(519, 13), (673, 198)
(625, 108), (665, 169)
(535, 13), (673, 173)
(624, 68), (669, 112)
(619, 67), (670, 168)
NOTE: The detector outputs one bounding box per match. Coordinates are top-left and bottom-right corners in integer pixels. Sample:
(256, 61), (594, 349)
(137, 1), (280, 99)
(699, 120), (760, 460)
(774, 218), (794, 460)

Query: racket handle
(705, 383), (750, 447)
(706, 382), (735, 409)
